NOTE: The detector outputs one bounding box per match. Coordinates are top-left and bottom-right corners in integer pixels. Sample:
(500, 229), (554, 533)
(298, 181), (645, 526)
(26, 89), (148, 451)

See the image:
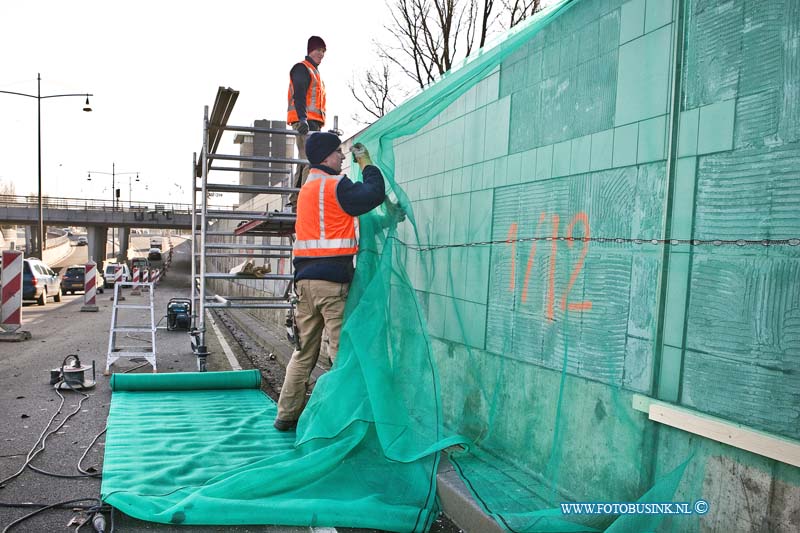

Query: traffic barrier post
(81, 259), (99, 312)
(0, 250), (31, 341)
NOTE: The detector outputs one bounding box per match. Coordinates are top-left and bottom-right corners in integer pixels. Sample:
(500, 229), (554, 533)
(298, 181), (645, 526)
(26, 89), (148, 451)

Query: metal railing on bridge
(0, 194), (205, 214)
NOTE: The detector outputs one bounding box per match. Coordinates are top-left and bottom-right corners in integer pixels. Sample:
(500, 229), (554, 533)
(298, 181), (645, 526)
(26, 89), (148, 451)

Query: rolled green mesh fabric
(102, 0), (800, 530)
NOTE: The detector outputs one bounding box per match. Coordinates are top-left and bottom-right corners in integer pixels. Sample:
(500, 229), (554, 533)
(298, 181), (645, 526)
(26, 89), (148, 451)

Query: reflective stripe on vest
(287, 60), (326, 125)
(293, 170), (357, 258)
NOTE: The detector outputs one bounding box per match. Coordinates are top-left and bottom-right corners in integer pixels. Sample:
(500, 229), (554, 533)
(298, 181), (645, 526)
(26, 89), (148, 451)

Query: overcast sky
(0, 1), (391, 207)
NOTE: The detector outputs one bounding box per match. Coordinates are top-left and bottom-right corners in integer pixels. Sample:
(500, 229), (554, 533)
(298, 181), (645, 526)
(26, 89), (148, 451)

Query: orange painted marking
(560, 212), (592, 312)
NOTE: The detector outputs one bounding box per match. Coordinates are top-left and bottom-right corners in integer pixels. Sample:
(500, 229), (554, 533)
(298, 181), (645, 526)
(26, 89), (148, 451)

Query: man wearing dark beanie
(274, 132), (386, 431)
(286, 35), (328, 209)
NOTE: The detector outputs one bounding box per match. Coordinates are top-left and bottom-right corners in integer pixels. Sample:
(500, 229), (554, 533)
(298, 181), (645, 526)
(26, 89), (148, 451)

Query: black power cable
(1, 498), (102, 533)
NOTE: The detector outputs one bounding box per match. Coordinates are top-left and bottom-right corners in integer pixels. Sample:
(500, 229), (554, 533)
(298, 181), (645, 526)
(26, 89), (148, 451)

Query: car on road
(76, 236), (88, 246)
(150, 237), (162, 249)
(22, 258), (61, 305)
(103, 263), (131, 288)
(147, 248), (163, 262)
(60, 265), (105, 295)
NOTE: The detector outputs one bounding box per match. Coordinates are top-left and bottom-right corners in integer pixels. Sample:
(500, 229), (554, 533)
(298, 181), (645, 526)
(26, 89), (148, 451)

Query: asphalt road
(0, 236), (461, 533)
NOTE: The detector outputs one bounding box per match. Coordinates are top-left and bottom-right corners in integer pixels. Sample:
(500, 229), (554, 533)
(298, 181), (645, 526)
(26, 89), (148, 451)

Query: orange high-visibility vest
(294, 169), (357, 258)
(287, 60), (326, 125)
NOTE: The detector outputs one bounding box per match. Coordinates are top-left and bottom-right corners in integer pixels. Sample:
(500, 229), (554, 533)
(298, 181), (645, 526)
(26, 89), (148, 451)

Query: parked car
(76, 236), (88, 246)
(130, 257), (149, 273)
(60, 265), (104, 295)
(22, 259), (61, 305)
(147, 248), (163, 262)
(103, 263), (131, 288)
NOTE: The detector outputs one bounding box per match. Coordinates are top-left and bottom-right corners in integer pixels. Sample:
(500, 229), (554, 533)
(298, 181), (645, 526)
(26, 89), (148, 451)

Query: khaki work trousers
(276, 279), (348, 421)
(288, 120), (321, 207)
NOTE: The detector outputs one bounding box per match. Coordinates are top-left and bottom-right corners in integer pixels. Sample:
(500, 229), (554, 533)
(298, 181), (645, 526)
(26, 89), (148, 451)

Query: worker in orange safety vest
(286, 35), (327, 209)
(274, 132), (396, 431)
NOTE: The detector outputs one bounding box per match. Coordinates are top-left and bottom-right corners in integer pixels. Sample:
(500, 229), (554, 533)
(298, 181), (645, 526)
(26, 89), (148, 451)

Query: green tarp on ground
(102, 370), (448, 530)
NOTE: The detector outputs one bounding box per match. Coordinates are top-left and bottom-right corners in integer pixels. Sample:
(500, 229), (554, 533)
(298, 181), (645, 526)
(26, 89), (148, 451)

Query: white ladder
(105, 281), (157, 374)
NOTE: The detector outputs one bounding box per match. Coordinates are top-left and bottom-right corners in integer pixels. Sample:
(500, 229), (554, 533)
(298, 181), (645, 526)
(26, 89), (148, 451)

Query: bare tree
(502, 0), (542, 27)
(0, 180), (15, 196)
(378, 0), (502, 90)
(348, 61), (402, 124)
(349, 0), (543, 119)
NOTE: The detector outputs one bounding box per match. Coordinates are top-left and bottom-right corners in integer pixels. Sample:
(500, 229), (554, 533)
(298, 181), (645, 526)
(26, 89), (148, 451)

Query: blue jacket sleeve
(290, 63), (310, 122)
(336, 165), (386, 216)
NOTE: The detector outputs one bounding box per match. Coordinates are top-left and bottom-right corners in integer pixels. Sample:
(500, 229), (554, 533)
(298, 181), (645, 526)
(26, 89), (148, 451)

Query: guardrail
(0, 194), (231, 214)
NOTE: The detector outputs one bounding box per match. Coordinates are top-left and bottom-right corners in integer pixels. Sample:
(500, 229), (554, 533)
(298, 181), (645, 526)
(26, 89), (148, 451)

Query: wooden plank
(646, 401), (800, 468)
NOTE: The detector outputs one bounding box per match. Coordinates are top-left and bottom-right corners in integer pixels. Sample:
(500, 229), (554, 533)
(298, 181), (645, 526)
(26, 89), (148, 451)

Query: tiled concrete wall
(392, 0), (799, 528)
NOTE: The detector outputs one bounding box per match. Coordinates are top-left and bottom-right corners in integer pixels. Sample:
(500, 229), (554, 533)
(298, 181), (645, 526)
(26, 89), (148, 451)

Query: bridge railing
(0, 194), (229, 214)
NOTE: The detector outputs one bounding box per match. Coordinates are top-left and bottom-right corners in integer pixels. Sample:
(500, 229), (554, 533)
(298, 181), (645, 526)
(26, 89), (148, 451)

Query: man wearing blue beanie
(275, 132), (385, 431)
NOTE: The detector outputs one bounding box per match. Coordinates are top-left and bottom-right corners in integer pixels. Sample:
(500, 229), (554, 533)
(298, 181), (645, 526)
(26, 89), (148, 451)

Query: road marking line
(206, 310), (241, 370)
(310, 528), (338, 533)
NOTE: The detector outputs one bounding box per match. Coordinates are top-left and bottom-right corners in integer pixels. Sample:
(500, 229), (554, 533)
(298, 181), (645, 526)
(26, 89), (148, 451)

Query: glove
(296, 120), (309, 135)
(386, 201), (407, 224)
(350, 143), (373, 169)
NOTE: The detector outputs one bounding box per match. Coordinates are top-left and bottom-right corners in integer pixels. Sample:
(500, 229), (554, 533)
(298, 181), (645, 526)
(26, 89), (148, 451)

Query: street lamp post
(87, 163), (139, 259)
(0, 73), (92, 258)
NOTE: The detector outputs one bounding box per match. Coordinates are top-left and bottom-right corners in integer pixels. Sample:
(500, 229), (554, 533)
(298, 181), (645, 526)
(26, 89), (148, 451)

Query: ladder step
(198, 183), (298, 195)
(113, 327), (155, 333)
(202, 273), (294, 280)
(219, 124), (301, 136)
(209, 153), (308, 166)
(114, 304), (152, 309)
(205, 212), (294, 222)
(204, 253), (291, 258)
(205, 303), (293, 309)
(204, 243), (292, 251)
(209, 165), (291, 175)
(111, 351), (156, 357)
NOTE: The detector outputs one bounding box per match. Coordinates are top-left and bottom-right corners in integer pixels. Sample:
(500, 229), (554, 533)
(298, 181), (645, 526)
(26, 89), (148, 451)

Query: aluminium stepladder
(105, 281), (157, 374)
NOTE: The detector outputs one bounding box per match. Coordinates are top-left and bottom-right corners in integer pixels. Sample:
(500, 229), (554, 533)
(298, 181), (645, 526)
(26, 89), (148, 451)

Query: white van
(150, 237), (162, 249)
(104, 263), (131, 288)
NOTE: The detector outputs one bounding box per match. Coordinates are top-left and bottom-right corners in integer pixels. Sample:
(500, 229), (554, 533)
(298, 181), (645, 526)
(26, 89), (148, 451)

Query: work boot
(273, 418), (297, 432)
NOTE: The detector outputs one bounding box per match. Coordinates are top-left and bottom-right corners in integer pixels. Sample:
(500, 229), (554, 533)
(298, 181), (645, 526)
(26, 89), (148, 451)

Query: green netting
(103, 0), (800, 530)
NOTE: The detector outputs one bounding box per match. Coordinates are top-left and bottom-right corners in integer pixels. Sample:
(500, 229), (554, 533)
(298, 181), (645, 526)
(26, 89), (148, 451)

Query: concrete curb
(217, 308), (504, 533)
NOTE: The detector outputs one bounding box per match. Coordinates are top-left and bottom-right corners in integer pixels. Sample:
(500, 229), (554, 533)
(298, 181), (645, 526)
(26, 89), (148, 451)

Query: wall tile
(536, 144), (554, 180)
(553, 140), (572, 177)
(637, 114), (667, 163)
(677, 108), (699, 157)
(615, 25), (672, 125)
(613, 123), (639, 167)
(697, 99), (735, 154)
(591, 129), (615, 170)
(645, 0), (673, 33)
(571, 134), (593, 174)
(620, 0), (646, 44)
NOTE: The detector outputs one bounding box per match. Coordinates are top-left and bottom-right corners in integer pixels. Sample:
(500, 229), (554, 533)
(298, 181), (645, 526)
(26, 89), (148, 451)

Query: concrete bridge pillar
(25, 225), (38, 258)
(0, 226), (17, 250)
(118, 228), (130, 262)
(88, 226), (108, 264)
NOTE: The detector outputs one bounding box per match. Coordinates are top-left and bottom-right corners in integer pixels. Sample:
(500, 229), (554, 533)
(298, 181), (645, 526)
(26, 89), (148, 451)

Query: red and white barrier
(0, 250), (30, 340)
(152, 269), (160, 286)
(1, 251), (23, 331)
(111, 264), (126, 301)
(81, 260), (99, 312)
(131, 267), (141, 295)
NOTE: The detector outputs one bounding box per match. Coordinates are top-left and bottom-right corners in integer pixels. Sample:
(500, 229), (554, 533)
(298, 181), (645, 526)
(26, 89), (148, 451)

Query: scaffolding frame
(190, 91), (303, 371)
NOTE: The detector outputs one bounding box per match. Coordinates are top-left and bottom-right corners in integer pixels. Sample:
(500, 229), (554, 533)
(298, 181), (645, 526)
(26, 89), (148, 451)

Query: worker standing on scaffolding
(286, 35), (327, 210)
(274, 133), (384, 431)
